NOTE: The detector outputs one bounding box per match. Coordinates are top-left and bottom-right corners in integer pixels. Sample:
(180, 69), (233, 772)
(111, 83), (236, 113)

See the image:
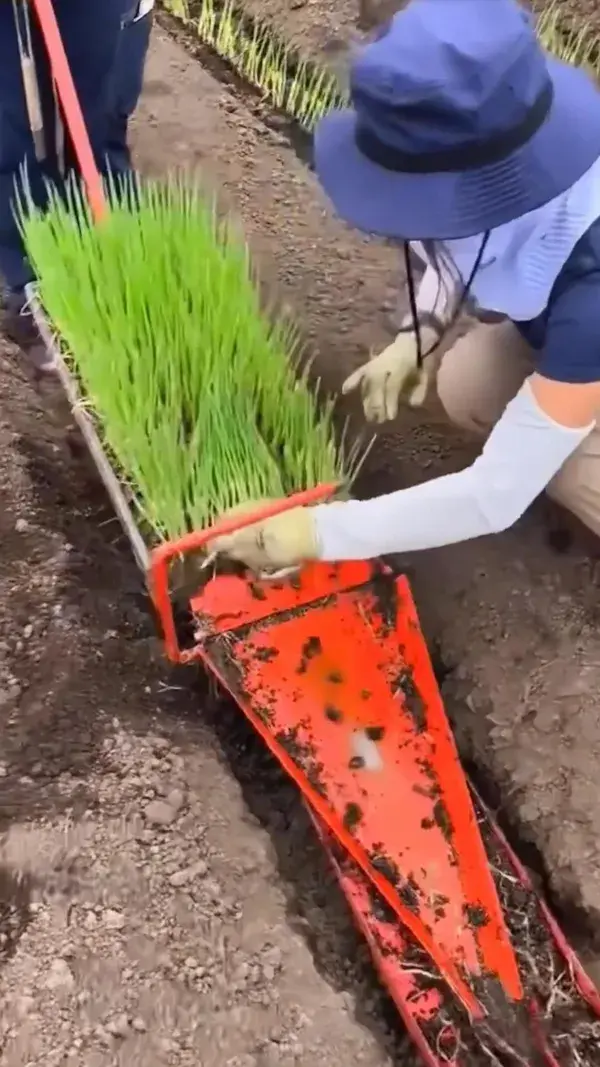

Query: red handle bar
(149, 482), (338, 663)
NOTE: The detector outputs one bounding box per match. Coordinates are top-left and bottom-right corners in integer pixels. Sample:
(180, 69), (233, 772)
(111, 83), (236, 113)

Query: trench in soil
(159, 2), (324, 169)
(46, 380), (600, 1059)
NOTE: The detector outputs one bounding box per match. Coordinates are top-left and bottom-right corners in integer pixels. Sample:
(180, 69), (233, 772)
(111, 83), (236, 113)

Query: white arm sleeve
(313, 380), (594, 561)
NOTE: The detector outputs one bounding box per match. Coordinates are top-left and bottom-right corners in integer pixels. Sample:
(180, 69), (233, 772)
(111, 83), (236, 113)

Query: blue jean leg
(0, 0), (139, 290)
(0, 3), (49, 290)
(106, 5), (153, 173)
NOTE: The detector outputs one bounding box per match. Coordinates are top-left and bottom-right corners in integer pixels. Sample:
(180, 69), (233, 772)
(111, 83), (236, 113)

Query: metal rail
(27, 284), (150, 573)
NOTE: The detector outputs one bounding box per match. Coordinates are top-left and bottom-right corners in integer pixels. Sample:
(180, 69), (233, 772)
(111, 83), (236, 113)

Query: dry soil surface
(2, 20), (600, 1067)
(229, 0), (600, 90)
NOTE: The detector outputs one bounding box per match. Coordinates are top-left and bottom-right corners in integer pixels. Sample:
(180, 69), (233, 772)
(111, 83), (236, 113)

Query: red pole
(30, 0), (107, 222)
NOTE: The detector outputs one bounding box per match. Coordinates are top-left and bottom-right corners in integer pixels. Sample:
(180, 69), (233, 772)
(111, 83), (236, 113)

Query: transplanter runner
(0, 0), (154, 373)
(208, 0), (600, 568)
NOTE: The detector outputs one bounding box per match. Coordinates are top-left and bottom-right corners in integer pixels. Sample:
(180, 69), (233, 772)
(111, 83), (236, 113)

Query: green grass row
(162, 0), (346, 129)
(161, 0), (600, 133)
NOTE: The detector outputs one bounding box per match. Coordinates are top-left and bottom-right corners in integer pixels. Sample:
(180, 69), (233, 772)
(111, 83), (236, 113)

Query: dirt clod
(143, 798), (180, 826)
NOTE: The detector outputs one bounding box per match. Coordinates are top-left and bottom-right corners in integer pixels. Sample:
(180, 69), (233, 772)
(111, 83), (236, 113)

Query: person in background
(106, 1), (154, 174)
(208, 0), (600, 570)
(0, 0), (154, 373)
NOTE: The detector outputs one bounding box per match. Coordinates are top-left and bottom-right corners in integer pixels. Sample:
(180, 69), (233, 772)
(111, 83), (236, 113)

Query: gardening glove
(207, 500), (320, 573)
(342, 325), (439, 423)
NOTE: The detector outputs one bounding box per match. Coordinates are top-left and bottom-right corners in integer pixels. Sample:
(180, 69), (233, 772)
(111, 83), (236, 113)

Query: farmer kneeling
(0, 0), (153, 372)
(210, 0), (600, 570)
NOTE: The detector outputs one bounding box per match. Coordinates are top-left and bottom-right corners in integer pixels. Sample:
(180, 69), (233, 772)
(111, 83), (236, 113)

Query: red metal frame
(151, 484), (338, 663)
(31, 0), (106, 221)
(192, 563), (524, 1000)
(150, 500), (525, 1027)
(149, 497), (600, 1063)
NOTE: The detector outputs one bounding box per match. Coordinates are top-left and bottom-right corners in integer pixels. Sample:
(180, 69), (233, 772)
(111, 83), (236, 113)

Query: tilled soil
(2, 16), (600, 1066)
(0, 344), (400, 1063)
(233, 0), (600, 65)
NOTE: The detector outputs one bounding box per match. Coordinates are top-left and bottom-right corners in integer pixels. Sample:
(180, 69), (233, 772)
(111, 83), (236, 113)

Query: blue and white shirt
(311, 157), (600, 562)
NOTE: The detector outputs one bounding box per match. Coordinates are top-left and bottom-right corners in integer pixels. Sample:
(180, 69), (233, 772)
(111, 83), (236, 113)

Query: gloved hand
(207, 500), (320, 573)
(341, 326), (438, 423)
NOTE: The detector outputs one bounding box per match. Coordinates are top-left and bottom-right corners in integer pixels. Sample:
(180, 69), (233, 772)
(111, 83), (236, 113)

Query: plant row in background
(534, 3), (600, 73)
(162, 0), (346, 130)
(21, 177), (362, 542)
(161, 0), (600, 134)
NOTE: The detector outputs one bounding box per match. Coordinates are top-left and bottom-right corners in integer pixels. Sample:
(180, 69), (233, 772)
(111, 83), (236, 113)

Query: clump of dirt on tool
(325, 704), (344, 722)
(394, 667), (427, 734)
(367, 570), (400, 637)
(343, 802), (363, 831)
(368, 853), (420, 919)
(297, 635), (323, 674)
(273, 724), (329, 799)
(364, 725), (385, 741)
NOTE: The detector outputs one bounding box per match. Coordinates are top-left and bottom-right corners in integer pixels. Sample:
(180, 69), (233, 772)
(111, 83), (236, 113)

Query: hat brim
(314, 58), (600, 240)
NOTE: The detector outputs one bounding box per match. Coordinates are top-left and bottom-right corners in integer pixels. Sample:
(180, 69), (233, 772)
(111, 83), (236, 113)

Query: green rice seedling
(20, 174), (365, 542)
(163, 0), (346, 129)
(537, 3), (600, 74)
(163, 0), (190, 19)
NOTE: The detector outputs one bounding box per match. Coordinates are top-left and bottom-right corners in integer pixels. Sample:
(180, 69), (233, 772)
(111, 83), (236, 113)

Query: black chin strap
(404, 232), (491, 368)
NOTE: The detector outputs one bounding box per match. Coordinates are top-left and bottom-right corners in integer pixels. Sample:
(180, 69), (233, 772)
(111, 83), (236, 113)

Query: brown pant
(435, 320), (600, 537)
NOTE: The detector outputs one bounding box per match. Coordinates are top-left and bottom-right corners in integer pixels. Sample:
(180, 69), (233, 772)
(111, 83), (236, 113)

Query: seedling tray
(27, 284), (149, 572)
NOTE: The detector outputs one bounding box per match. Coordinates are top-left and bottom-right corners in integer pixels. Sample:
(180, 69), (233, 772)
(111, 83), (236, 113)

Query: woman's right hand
(341, 327), (437, 423)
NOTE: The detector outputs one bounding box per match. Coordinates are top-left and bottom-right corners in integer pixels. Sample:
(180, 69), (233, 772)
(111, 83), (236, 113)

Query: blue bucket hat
(314, 0), (600, 240)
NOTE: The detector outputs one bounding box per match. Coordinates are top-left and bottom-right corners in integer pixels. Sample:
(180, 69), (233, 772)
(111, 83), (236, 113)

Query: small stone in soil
(106, 1013), (130, 1038)
(45, 958), (75, 991)
(166, 787), (185, 811)
(143, 799), (179, 826)
(102, 908), (125, 930)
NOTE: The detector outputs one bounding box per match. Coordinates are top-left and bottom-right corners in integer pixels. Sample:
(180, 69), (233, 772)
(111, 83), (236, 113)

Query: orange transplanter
(150, 492), (600, 1065)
